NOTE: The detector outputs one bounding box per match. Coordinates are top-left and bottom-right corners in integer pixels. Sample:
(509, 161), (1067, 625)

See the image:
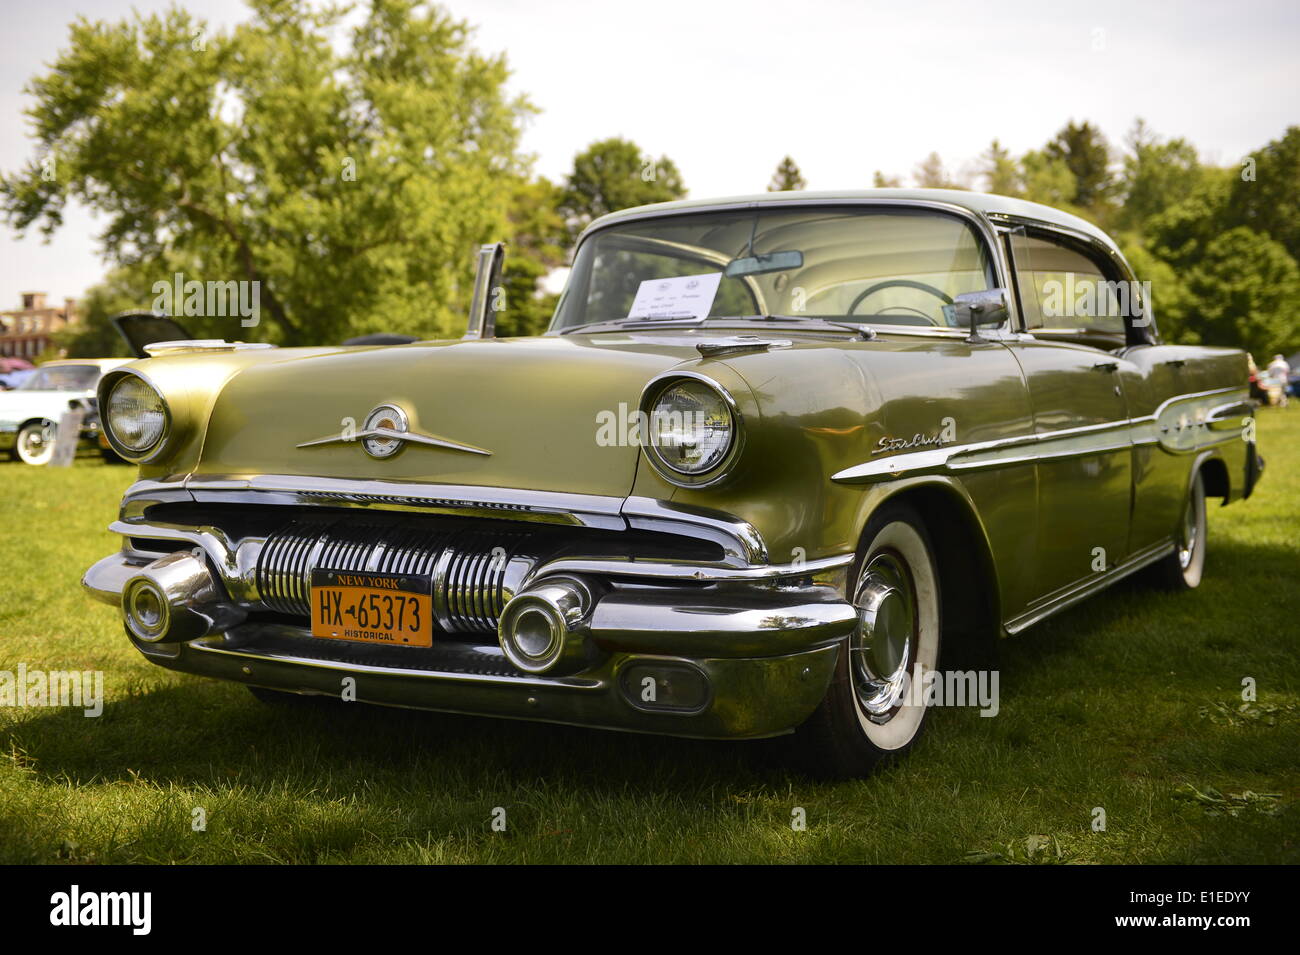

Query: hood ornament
(297, 404), (491, 459)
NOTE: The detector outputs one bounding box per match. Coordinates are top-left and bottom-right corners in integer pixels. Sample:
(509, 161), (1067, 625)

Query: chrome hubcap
(18, 425), (53, 461)
(1178, 479), (1202, 570)
(850, 552), (917, 722)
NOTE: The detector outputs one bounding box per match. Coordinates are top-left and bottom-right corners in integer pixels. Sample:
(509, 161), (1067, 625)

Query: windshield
(19, 365), (101, 392)
(551, 206), (996, 332)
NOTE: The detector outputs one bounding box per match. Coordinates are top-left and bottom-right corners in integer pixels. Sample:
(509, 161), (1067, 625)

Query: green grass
(1, 420), (1297, 865)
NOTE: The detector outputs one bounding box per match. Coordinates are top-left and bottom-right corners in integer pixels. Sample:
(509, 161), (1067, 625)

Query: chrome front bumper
(84, 549), (855, 739)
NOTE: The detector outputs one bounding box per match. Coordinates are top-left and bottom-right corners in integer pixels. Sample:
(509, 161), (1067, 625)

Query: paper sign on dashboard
(627, 272), (722, 320)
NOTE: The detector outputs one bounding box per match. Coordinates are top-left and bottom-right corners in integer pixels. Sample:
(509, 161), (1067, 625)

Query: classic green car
(83, 190), (1262, 776)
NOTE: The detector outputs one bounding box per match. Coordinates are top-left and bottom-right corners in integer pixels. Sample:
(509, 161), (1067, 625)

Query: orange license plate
(310, 570), (433, 648)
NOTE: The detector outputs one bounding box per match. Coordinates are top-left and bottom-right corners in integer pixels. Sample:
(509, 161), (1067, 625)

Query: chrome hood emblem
(297, 404), (491, 459)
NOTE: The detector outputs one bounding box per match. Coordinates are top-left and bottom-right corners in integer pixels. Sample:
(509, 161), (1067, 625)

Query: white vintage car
(0, 358), (131, 464)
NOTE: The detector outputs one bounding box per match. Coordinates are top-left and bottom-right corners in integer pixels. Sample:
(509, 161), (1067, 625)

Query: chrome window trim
(556, 198), (1017, 339)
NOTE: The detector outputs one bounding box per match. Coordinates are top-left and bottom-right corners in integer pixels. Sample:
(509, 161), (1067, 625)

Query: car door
(1002, 227), (1136, 605)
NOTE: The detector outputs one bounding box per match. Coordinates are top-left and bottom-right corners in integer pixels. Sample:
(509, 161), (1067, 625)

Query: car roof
(583, 188), (1113, 246)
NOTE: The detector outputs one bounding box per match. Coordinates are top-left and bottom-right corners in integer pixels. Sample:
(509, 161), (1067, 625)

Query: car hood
(196, 334), (718, 498)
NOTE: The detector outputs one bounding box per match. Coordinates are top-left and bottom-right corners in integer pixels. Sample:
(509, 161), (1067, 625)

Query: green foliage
(1224, 125), (1300, 262)
(1044, 120), (1114, 212)
(495, 176), (567, 337)
(1118, 119), (1205, 232)
(1, 0), (535, 344)
(979, 139), (1020, 197)
(767, 156), (807, 192)
(966, 120), (1300, 358)
(913, 151), (965, 189)
(1019, 149), (1079, 212)
(558, 137), (686, 243)
(1170, 226), (1300, 357)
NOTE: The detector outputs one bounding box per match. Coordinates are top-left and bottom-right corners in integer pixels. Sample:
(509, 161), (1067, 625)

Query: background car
(0, 358), (131, 464)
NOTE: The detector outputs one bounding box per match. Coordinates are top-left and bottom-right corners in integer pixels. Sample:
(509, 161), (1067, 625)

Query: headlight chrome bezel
(101, 369), (172, 462)
(638, 372), (744, 488)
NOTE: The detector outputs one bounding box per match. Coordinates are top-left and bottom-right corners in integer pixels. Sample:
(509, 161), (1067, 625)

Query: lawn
(0, 415), (1296, 865)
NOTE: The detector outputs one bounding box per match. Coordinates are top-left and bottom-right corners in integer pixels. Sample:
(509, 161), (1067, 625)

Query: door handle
(1091, 361), (1119, 373)
(1163, 358), (1186, 368)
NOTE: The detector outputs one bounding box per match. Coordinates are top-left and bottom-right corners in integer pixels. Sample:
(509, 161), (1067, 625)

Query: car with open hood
(81, 189), (1263, 776)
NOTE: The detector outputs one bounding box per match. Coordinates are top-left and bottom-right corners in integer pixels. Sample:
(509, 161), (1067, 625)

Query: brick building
(0, 292), (79, 359)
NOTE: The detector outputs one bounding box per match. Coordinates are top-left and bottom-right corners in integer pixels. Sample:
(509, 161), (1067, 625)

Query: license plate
(310, 570), (433, 648)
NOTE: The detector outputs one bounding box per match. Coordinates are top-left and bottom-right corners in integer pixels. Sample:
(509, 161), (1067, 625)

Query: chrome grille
(255, 518), (543, 634)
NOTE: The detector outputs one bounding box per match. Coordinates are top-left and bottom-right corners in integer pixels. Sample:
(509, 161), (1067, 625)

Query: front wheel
(14, 420), (56, 465)
(793, 502), (941, 778)
(1150, 469), (1207, 590)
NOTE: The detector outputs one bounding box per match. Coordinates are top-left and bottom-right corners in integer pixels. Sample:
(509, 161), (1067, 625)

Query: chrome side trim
(530, 553), (853, 583)
(832, 387), (1247, 484)
(1003, 538), (1174, 635)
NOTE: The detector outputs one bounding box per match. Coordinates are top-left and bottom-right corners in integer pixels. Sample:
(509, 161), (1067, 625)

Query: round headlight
(106, 374), (168, 454)
(644, 377), (737, 480)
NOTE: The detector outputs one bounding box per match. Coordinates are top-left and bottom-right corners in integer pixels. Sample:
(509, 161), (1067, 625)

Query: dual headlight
(102, 372), (169, 459)
(640, 375), (742, 486)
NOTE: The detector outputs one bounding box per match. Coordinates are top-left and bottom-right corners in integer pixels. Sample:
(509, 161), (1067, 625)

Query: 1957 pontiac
(82, 190), (1262, 776)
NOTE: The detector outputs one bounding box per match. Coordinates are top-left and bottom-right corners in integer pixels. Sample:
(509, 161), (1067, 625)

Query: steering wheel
(846, 279), (954, 323)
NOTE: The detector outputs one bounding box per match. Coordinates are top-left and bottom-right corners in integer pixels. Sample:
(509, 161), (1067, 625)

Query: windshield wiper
(560, 314), (876, 339)
(559, 316), (705, 335)
(747, 315), (876, 340)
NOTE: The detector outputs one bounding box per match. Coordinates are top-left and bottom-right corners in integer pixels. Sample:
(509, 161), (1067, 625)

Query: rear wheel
(1151, 470), (1206, 591)
(793, 502), (941, 778)
(14, 420), (56, 465)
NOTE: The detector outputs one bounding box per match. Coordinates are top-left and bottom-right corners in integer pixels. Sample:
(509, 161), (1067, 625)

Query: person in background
(1267, 354), (1291, 408)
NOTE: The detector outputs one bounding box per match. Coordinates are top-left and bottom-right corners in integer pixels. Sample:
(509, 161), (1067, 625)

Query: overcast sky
(2, 0), (1298, 308)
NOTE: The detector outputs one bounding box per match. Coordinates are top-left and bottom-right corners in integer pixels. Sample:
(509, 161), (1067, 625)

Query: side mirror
(948, 288), (1009, 343)
(464, 242), (506, 340)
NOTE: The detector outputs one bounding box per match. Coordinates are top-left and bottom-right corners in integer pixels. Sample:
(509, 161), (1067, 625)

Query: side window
(1010, 232), (1125, 337)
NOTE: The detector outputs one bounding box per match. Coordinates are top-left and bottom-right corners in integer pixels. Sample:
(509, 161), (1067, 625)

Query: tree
(979, 140), (1021, 197)
(1145, 169), (1236, 271)
(1168, 227), (1300, 358)
(872, 170), (902, 188)
(1044, 120), (1114, 212)
(913, 152), (965, 189)
(1019, 150), (1078, 210)
(1118, 119), (1204, 232)
(768, 156), (807, 191)
(1224, 125), (1300, 262)
(558, 138), (686, 243)
(1, 0), (535, 344)
(495, 176), (567, 337)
